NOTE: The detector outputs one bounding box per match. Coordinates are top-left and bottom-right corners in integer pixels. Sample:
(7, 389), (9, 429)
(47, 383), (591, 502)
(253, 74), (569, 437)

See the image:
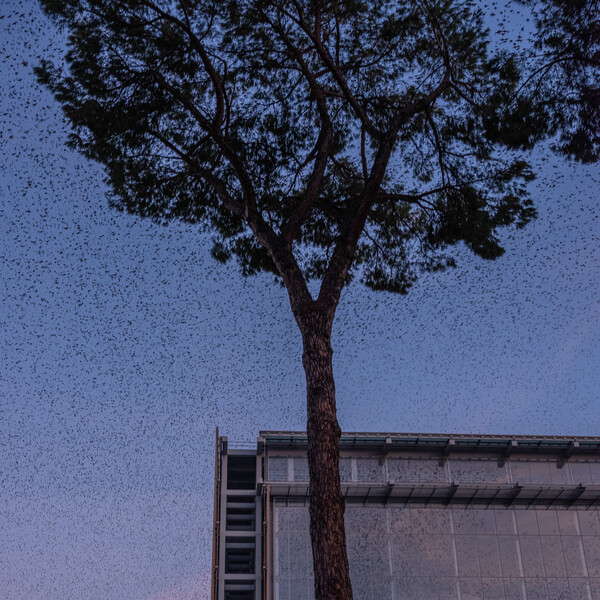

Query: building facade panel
(273, 503), (600, 600)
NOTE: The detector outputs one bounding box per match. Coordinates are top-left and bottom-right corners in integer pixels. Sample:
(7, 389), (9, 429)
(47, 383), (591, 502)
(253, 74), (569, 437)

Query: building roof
(258, 431), (600, 457)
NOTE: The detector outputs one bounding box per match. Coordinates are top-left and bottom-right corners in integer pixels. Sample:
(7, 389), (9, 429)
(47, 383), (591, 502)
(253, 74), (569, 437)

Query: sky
(1, 1), (599, 600)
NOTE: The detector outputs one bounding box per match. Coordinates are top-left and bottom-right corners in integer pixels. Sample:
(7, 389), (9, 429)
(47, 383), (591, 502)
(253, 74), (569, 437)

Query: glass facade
(268, 454), (600, 599)
(274, 504), (600, 600)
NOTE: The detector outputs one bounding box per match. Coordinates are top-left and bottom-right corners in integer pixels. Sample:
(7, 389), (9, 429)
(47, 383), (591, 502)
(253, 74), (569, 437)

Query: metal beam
(505, 484), (523, 507)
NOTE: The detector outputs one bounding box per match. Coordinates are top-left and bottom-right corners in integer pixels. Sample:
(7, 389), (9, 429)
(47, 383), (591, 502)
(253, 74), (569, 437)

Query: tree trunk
(299, 308), (353, 600)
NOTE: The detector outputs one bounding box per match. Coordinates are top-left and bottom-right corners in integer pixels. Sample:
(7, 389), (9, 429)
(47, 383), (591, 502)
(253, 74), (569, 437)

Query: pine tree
(36, 1), (582, 597)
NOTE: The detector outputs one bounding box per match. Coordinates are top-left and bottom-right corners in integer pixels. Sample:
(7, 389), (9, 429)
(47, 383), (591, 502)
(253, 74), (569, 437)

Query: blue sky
(1, 1), (599, 599)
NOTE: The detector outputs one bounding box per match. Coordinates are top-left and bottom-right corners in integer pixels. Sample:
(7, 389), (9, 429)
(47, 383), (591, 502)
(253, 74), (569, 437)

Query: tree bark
(298, 307), (353, 600)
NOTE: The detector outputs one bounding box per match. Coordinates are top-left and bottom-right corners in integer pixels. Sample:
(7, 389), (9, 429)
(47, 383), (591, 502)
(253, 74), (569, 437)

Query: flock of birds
(1, 1), (599, 599)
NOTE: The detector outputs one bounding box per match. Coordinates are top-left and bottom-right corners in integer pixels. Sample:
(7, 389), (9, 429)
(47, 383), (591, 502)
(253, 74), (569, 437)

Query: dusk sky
(1, 1), (599, 600)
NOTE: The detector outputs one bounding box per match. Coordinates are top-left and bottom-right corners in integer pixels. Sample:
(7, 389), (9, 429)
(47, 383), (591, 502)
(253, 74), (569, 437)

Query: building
(211, 431), (600, 600)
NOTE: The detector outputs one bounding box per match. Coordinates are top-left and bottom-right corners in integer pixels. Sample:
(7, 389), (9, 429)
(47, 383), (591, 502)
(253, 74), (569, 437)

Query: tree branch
(278, 0), (384, 141)
(388, 69), (452, 135)
(264, 11), (334, 249)
(150, 69), (257, 212)
(140, 0), (227, 127)
(318, 136), (396, 312)
(281, 122), (333, 248)
(146, 128), (245, 217)
(149, 127), (313, 315)
(425, 111), (448, 186)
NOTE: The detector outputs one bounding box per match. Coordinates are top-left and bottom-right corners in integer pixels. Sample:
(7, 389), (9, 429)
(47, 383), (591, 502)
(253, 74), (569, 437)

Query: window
(227, 455), (256, 490)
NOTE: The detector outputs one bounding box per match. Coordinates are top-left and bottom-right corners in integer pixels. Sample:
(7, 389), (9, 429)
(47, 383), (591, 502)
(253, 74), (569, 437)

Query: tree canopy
(38, 0), (540, 299)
